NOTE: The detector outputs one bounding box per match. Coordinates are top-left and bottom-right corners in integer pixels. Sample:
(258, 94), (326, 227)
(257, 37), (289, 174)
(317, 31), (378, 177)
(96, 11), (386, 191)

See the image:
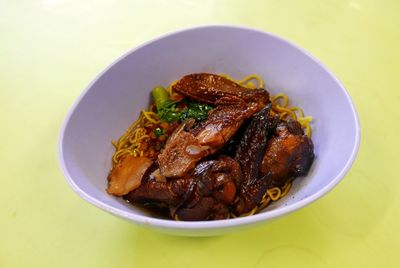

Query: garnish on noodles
(107, 73), (314, 221)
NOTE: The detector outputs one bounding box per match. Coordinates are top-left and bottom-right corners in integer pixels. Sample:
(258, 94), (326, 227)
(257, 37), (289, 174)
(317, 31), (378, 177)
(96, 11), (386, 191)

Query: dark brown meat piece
(172, 73), (269, 113)
(176, 156), (242, 221)
(124, 163), (194, 208)
(158, 97), (254, 178)
(234, 105), (278, 215)
(126, 156), (242, 221)
(260, 119), (314, 187)
(191, 157), (241, 204)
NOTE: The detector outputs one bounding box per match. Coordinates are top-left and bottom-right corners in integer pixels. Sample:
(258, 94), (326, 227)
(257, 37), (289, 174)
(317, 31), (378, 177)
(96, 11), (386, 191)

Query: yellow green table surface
(1, 0), (399, 267)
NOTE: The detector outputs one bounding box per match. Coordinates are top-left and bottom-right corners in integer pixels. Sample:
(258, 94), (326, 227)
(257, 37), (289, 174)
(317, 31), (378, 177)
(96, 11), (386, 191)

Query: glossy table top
(1, 1), (399, 267)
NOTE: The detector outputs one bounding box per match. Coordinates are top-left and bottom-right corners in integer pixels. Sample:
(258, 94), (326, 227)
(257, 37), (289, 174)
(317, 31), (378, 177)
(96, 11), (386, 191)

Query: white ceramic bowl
(58, 25), (360, 236)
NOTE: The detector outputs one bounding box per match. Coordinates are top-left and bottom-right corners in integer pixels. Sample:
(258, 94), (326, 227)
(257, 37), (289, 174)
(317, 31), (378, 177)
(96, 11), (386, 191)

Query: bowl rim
(58, 24), (361, 231)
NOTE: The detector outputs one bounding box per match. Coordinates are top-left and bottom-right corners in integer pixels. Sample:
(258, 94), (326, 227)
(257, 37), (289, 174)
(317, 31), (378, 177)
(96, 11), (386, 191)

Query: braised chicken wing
(172, 73), (269, 113)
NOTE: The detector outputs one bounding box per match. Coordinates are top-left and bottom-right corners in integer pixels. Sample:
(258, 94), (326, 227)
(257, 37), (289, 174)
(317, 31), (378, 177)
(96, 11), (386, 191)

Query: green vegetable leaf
(151, 86), (169, 111)
(151, 85), (214, 123)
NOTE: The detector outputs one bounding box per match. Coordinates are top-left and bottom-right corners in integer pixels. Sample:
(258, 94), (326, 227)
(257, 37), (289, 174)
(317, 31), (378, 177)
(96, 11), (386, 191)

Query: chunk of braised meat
(172, 73), (269, 113)
(175, 156), (242, 221)
(218, 119), (250, 157)
(124, 162), (194, 208)
(234, 105), (278, 215)
(107, 156), (153, 196)
(260, 119), (314, 187)
(157, 120), (204, 179)
(192, 97), (255, 147)
(125, 156), (242, 221)
(158, 97), (254, 178)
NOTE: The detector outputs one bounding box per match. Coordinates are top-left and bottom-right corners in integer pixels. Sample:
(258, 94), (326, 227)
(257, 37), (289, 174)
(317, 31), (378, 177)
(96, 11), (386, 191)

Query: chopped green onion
(154, 127), (164, 137)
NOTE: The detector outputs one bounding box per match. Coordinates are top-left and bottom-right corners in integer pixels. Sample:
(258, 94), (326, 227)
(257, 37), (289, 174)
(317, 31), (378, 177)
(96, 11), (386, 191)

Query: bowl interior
(59, 26), (359, 230)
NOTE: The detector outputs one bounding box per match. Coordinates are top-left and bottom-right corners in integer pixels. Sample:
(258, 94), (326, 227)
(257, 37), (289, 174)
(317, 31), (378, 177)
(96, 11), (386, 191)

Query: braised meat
(124, 162), (193, 207)
(107, 156), (153, 196)
(158, 97), (258, 178)
(109, 73), (315, 221)
(125, 156), (242, 221)
(233, 105), (278, 215)
(260, 119), (314, 187)
(158, 73), (271, 179)
(175, 156), (242, 221)
(172, 73), (269, 112)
